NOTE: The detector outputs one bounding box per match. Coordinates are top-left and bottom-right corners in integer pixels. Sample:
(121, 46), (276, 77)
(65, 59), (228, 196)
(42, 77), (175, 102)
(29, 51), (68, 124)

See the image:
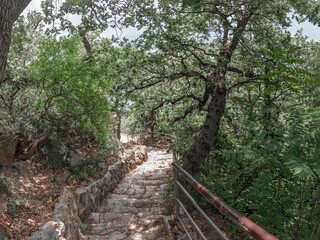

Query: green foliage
(161, 179), (175, 213)
(78, 171), (88, 181)
(1, 13), (42, 136)
(28, 35), (113, 141)
(200, 61), (320, 238)
(182, 0), (205, 8)
(69, 166), (81, 175)
(283, 131), (320, 179)
(69, 166), (88, 180)
(6, 199), (17, 216)
(290, 0), (320, 27)
(0, 177), (11, 197)
(85, 155), (104, 177)
(3, 15), (127, 145)
(69, 153), (107, 180)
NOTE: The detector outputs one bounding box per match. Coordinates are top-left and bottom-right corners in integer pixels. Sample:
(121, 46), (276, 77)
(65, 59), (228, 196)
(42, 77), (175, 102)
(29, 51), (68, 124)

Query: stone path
(82, 147), (172, 240)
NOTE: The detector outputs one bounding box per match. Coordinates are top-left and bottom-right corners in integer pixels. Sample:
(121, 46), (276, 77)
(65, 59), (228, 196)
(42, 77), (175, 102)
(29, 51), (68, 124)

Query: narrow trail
(82, 147), (172, 240)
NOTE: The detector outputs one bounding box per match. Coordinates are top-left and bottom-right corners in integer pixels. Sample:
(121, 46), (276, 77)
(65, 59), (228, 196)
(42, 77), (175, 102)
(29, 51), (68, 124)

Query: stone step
(83, 148), (172, 240)
(102, 193), (147, 200)
(126, 226), (166, 240)
(84, 211), (158, 224)
(84, 230), (169, 240)
(139, 175), (171, 181)
(105, 198), (162, 208)
(112, 186), (147, 196)
(128, 169), (170, 177)
(84, 232), (127, 240)
(101, 192), (154, 201)
(134, 180), (168, 187)
(84, 212), (134, 224)
(116, 178), (169, 187)
(112, 186), (167, 197)
(83, 223), (127, 236)
(95, 206), (166, 214)
(83, 215), (164, 236)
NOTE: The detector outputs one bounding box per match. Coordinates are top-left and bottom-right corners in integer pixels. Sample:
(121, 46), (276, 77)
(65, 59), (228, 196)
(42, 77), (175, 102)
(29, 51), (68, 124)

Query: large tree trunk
(182, 83), (226, 180)
(0, 0), (32, 86)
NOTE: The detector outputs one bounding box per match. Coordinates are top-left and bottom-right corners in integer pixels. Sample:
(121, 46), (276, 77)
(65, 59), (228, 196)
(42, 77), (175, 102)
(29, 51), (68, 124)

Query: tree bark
(117, 113), (121, 140)
(0, 0), (32, 86)
(150, 113), (155, 139)
(182, 82), (227, 180)
(78, 25), (92, 54)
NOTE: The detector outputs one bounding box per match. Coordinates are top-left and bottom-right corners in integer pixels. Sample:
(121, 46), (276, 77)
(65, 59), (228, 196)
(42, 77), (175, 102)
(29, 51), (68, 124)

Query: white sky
(23, 0), (320, 42)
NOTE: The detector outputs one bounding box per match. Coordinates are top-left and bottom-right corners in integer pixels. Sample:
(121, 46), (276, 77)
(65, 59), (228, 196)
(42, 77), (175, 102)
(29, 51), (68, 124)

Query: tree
(28, 35), (114, 141)
(115, 0), (319, 182)
(0, 0), (32, 86)
(179, 1), (266, 180)
(116, 0), (282, 180)
(200, 33), (320, 238)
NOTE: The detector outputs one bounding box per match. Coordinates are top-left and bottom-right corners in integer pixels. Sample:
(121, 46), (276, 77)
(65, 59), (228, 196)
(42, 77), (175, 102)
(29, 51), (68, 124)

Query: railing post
(173, 148), (181, 218)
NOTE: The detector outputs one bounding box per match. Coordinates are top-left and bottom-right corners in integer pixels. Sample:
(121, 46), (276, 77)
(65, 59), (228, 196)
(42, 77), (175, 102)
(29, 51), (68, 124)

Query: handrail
(132, 131), (279, 240)
(173, 161), (279, 240)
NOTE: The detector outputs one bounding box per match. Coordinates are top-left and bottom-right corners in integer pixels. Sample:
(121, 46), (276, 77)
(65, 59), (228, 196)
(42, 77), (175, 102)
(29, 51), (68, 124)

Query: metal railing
(134, 131), (279, 240)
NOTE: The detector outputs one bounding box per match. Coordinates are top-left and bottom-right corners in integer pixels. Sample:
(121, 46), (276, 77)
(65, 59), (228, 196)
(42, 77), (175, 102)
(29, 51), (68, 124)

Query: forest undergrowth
(0, 131), (122, 239)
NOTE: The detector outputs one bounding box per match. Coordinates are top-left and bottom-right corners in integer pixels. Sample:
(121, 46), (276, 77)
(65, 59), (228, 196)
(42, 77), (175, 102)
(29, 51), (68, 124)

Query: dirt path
(82, 147), (172, 240)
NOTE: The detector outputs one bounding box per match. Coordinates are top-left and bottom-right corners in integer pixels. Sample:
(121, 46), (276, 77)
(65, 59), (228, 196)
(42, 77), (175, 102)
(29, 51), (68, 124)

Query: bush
(0, 177), (11, 197)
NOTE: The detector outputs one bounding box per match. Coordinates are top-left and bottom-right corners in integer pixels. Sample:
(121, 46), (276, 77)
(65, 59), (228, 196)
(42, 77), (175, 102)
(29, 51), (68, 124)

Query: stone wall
(25, 146), (148, 240)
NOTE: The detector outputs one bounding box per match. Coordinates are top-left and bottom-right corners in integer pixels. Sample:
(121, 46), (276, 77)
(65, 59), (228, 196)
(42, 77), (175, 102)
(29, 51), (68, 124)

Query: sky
(23, 0), (320, 42)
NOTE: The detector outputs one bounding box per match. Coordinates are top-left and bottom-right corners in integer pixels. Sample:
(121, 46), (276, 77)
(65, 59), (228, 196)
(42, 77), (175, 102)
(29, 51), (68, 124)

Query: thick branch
(78, 25), (92, 54)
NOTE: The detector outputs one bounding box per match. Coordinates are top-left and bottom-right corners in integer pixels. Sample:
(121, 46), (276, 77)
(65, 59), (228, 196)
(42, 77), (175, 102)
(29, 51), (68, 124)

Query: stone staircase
(82, 148), (172, 240)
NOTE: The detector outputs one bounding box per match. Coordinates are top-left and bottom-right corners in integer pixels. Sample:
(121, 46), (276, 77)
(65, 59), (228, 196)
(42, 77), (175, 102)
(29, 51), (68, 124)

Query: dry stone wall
(25, 146), (148, 240)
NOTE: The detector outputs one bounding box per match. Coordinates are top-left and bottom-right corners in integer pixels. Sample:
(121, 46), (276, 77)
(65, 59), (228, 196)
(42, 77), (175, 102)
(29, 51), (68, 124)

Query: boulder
(42, 140), (82, 167)
(0, 137), (17, 167)
(65, 150), (82, 167)
(42, 141), (68, 167)
(25, 220), (65, 240)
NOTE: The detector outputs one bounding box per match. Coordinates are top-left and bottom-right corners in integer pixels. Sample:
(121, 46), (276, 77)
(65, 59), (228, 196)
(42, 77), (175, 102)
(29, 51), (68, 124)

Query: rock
(65, 150), (82, 167)
(43, 140), (69, 167)
(0, 232), (5, 240)
(162, 216), (172, 236)
(129, 160), (136, 169)
(42, 140), (82, 167)
(25, 220), (65, 240)
(0, 137), (17, 167)
(58, 144), (69, 156)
